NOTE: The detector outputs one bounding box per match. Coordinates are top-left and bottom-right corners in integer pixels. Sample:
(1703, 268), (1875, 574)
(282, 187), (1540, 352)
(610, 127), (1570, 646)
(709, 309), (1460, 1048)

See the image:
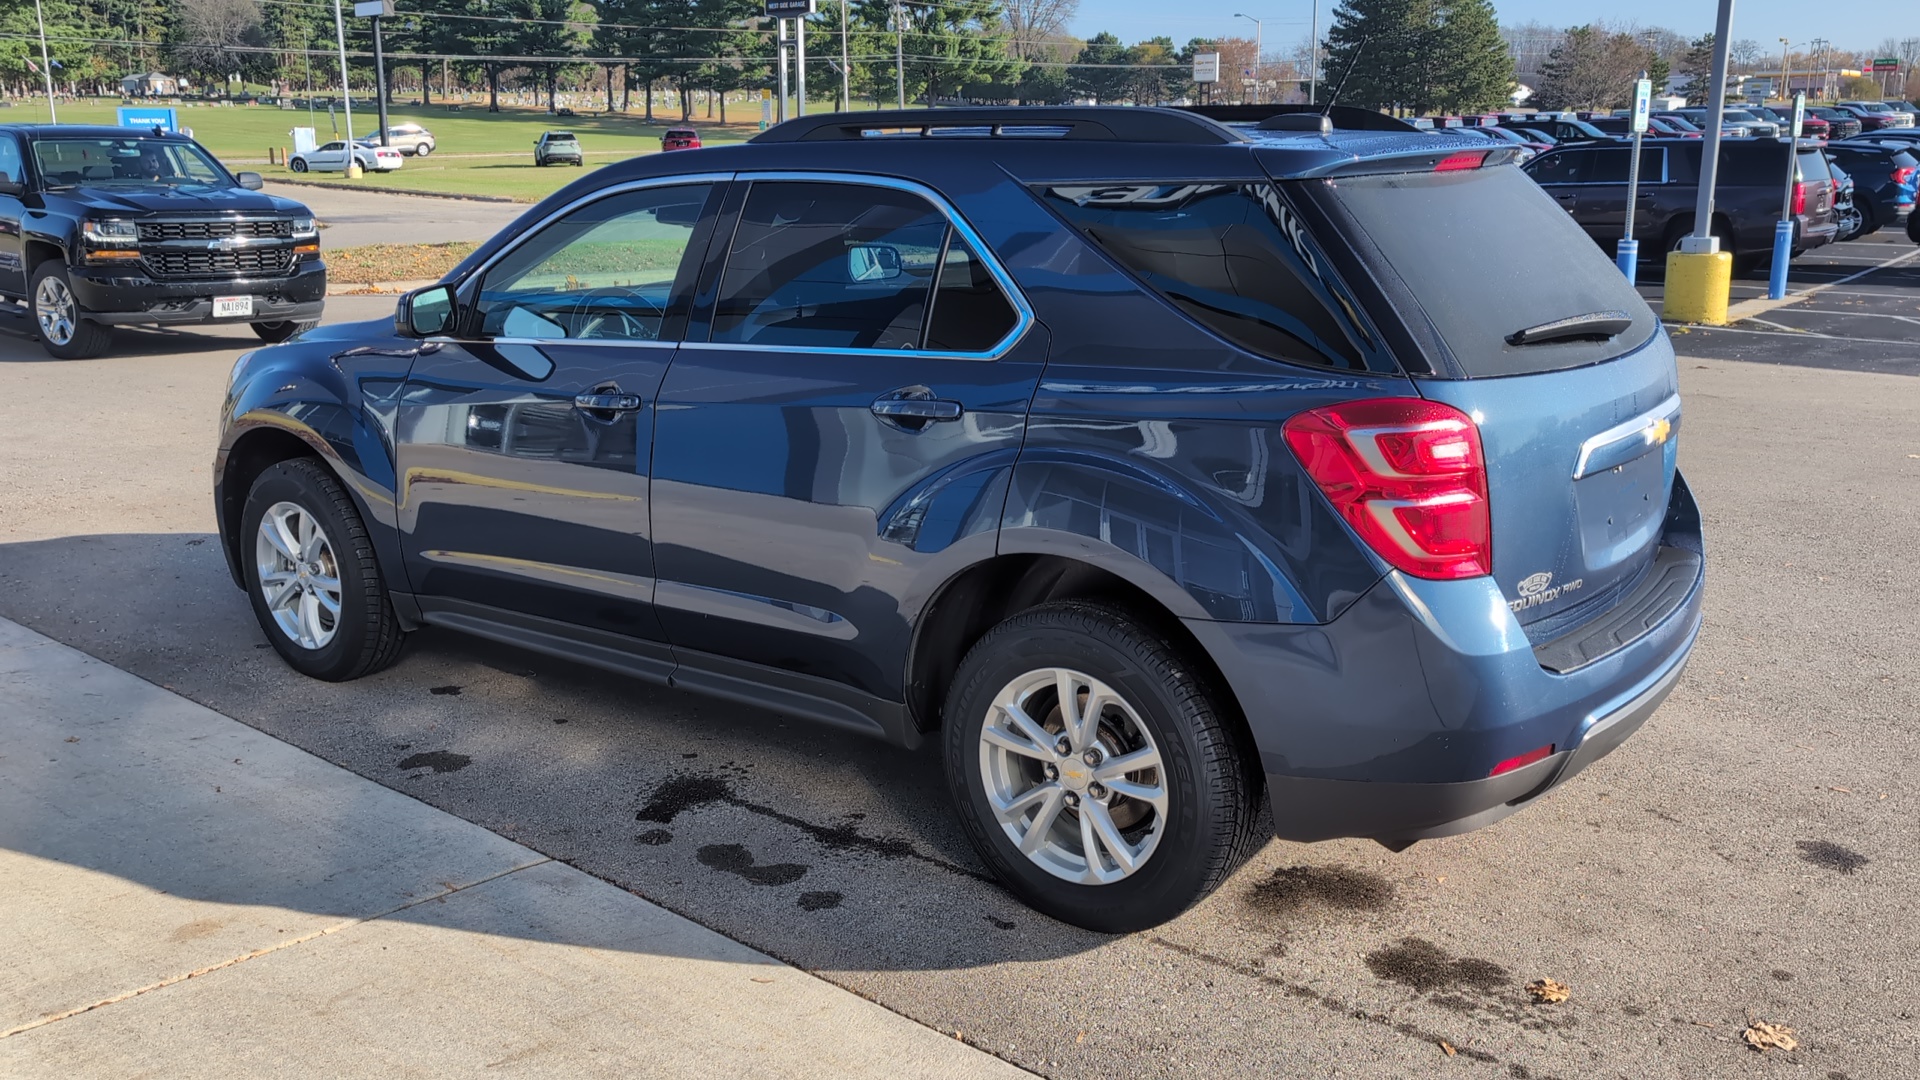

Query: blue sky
(1066, 0), (1899, 53)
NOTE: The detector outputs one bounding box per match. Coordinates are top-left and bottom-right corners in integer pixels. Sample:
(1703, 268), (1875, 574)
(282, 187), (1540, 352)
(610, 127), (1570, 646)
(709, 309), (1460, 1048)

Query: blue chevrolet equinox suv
(214, 107), (1704, 932)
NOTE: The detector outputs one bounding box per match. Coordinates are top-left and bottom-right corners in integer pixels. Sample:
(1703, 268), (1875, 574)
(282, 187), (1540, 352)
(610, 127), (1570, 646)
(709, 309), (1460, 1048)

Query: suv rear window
(1038, 182), (1384, 372)
(1302, 165), (1657, 378)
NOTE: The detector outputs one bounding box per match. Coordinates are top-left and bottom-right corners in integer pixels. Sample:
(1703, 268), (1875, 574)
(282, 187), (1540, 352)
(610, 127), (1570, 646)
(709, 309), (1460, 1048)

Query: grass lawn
(326, 242), (477, 285)
(35, 99), (767, 202)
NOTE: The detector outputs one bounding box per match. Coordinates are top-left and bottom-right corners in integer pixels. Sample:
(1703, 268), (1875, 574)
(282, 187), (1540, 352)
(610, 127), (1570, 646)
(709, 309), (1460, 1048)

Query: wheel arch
(905, 554), (1245, 748)
(217, 426), (331, 587)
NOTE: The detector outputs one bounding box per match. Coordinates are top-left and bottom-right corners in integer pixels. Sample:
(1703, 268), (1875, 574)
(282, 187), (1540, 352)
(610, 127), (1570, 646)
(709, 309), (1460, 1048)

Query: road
(0, 254), (1915, 1079)
(264, 182), (529, 249)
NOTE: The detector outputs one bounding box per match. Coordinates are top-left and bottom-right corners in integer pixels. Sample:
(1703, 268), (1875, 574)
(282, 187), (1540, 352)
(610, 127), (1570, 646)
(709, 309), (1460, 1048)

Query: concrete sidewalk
(0, 617), (1028, 1078)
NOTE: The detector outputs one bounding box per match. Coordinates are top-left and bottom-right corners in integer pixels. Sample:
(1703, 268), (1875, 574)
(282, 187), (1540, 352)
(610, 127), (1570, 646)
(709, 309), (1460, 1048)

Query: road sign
(352, 0), (393, 16)
(117, 106), (176, 132)
(1193, 52), (1220, 85)
(1631, 78), (1651, 133)
(1791, 92), (1805, 138)
(765, 0), (815, 16)
(1872, 58), (1901, 72)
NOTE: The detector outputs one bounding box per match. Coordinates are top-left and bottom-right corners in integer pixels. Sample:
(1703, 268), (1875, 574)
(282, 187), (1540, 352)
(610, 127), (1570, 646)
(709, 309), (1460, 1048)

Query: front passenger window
(475, 184), (711, 341)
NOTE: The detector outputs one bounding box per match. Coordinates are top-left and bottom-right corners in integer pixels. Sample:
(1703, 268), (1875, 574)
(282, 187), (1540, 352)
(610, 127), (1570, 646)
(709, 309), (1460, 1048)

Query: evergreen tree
(1646, 50), (1670, 94)
(1068, 31), (1129, 102)
(1680, 33), (1714, 79)
(1429, 0), (1511, 112)
(1319, 0), (1431, 112)
(858, 0), (1015, 106)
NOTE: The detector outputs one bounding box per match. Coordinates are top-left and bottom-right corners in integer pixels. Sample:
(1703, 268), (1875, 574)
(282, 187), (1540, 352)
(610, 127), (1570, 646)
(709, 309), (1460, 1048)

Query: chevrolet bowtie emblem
(1648, 417), (1672, 445)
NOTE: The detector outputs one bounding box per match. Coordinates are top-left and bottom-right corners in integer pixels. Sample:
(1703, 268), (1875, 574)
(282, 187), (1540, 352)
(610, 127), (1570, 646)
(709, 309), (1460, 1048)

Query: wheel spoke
(311, 584), (342, 618)
(1084, 800), (1141, 875)
(298, 590), (324, 647)
(298, 514), (322, 561)
(999, 700), (1059, 759)
(991, 779), (1060, 821)
(1018, 788), (1067, 854)
(1094, 746), (1161, 781)
(264, 577), (300, 611)
(1055, 669), (1092, 751)
(981, 722), (1052, 761)
(1078, 807), (1110, 881)
(263, 514), (299, 562)
(1102, 778), (1167, 814)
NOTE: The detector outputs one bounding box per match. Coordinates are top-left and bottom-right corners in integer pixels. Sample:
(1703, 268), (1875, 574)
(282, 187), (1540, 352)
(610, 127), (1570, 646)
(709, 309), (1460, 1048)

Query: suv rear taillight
(1792, 181), (1806, 216)
(1894, 165), (1917, 187)
(1282, 399), (1491, 580)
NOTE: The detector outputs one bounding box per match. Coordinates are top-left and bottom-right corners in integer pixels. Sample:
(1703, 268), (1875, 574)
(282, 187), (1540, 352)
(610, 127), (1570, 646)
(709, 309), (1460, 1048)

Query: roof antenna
(1321, 32), (1371, 117)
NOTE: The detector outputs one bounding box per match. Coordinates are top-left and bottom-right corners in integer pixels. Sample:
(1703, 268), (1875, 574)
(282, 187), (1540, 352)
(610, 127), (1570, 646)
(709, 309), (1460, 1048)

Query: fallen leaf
(1743, 1021), (1798, 1052)
(749, 977), (774, 984)
(1526, 978), (1571, 1004)
(1439, 1040), (1457, 1056)
(1689, 1020), (1716, 1029)
(1075, 1031), (1086, 1045)
(1830, 786), (1853, 793)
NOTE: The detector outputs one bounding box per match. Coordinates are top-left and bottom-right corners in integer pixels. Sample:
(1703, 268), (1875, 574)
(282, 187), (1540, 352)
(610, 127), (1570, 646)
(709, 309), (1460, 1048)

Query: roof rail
(1175, 104), (1420, 134)
(748, 107), (1247, 146)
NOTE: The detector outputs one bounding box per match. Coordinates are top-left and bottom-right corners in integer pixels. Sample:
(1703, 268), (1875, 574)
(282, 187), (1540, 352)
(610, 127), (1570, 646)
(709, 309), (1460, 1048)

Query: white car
(288, 141), (404, 174)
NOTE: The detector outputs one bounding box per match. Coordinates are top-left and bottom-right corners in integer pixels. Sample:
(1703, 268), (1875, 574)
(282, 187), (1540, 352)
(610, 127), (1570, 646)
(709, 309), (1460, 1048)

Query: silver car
(355, 123), (436, 156)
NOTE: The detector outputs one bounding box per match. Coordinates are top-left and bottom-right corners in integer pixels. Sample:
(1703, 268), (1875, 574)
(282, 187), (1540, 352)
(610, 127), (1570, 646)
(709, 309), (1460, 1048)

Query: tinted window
(1526, 149), (1596, 184)
(924, 238), (1019, 352)
(476, 184), (711, 341)
(1040, 182), (1377, 371)
(711, 181), (949, 350)
(32, 137), (225, 186)
(1796, 147), (1832, 183)
(1580, 148), (1666, 184)
(0, 136), (21, 187)
(1305, 165), (1656, 378)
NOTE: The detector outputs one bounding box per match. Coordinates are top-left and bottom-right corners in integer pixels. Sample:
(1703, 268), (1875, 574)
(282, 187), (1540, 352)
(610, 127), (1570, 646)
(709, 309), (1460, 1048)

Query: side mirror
(847, 243), (902, 283)
(396, 284), (455, 337)
(235, 171), (264, 190)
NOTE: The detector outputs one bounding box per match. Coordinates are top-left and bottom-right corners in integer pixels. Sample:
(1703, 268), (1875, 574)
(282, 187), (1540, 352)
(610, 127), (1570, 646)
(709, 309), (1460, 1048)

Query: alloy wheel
(34, 275), (76, 346)
(977, 667), (1168, 884)
(254, 501), (342, 650)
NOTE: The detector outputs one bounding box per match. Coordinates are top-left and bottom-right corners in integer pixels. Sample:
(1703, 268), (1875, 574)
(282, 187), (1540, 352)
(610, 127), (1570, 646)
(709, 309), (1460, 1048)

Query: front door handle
(871, 398), (962, 421)
(574, 391), (643, 413)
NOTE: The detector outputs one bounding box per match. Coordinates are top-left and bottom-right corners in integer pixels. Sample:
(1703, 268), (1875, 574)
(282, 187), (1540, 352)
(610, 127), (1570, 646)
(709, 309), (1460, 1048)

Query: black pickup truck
(0, 125), (326, 359)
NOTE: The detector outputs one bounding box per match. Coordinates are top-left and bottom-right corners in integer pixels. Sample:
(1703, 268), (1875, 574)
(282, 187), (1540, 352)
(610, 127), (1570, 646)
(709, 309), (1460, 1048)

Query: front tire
(942, 602), (1262, 933)
(415, 143), (432, 157)
(241, 458), (405, 681)
(252, 320), (317, 343)
(31, 262), (112, 360)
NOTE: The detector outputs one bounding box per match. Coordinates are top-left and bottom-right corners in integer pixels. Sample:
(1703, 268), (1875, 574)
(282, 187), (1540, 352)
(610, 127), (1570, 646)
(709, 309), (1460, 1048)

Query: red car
(661, 128), (701, 151)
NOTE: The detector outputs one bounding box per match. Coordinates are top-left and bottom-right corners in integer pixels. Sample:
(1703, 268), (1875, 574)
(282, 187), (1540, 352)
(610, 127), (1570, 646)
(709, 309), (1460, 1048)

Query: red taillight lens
(1490, 744), (1555, 777)
(1792, 181), (1806, 216)
(1894, 166), (1916, 185)
(1282, 398), (1491, 580)
(1434, 151), (1488, 172)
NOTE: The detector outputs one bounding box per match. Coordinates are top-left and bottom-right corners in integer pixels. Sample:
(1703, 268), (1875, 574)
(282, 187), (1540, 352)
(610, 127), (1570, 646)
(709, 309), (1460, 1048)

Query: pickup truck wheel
(943, 601), (1263, 933)
(242, 458), (405, 681)
(289, 158), (308, 173)
(31, 262), (112, 360)
(252, 320), (317, 343)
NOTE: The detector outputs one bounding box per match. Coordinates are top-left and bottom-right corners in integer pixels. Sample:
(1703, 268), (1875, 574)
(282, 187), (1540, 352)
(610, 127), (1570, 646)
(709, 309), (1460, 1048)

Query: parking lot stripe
(1725, 247), (1920, 321)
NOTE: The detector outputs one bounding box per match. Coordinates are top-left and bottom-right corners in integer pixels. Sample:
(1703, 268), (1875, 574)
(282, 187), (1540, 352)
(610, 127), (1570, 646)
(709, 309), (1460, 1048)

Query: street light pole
(893, 1), (906, 108)
(332, 0), (357, 171)
(840, 0), (849, 111)
(1307, 0), (1319, 105)
(33, 0), (57, 122)
(1234, 14), (1262, 105)
(1778, 36), (1790, 102)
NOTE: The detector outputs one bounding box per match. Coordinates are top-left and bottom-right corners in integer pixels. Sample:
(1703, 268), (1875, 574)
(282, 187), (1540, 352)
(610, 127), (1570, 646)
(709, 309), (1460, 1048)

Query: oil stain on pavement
(396, 750), (471, 773)
(1796, 839), (1869, 875)
(697, 843), (808, 886)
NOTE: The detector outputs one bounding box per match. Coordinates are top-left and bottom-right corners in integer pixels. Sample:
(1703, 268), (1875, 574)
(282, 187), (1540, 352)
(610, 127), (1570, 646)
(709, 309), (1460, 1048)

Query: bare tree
(1002, 0), (1080, 62)
(168, 0), (269, 89)
(1730, 38), (1762, 72)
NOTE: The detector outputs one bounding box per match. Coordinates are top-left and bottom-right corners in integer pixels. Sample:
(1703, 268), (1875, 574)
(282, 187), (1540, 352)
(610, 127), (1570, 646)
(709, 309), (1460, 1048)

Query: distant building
(120, 73), (179, 97)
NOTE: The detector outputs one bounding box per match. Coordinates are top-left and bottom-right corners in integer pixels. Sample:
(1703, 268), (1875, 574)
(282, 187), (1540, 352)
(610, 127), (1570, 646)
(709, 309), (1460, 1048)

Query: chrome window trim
(681, 170), (1035, 363)
(1572, 393), (1681, 480)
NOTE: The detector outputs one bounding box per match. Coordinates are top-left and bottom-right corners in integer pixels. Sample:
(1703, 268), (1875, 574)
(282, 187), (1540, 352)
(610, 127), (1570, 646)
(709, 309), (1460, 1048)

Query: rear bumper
(70, 261), (326, 326)
(1186, 472), (1705, 846)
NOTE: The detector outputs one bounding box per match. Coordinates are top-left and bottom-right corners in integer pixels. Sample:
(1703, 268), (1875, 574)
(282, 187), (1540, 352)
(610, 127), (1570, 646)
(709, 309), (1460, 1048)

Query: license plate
(213, 296), (253, 319)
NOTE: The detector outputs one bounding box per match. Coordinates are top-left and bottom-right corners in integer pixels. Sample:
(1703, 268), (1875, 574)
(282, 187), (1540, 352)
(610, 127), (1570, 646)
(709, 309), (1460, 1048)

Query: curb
(266, 178), (524, 204)
(328, 279), (440, 296)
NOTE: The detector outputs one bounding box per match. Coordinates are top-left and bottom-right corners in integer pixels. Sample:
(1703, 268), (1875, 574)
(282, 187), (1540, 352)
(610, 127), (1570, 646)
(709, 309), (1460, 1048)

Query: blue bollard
(1768, 219), (1793, 299)
(1616, 238), (1639, 280)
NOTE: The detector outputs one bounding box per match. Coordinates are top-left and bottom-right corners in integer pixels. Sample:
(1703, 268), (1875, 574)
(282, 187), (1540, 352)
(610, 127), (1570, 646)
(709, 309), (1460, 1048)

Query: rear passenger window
(1040, 182), (1375, 371)
(1527, 149), (1595, 185)
(710, 180), (1020, 354)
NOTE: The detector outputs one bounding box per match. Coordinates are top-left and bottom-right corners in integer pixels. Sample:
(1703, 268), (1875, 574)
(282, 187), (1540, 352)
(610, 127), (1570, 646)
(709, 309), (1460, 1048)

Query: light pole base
(1615, 238), (1639, 280)
(1767, 219), (1794, 300)
(345, 163), (364, 179)
(1664, 251), (1732, 325)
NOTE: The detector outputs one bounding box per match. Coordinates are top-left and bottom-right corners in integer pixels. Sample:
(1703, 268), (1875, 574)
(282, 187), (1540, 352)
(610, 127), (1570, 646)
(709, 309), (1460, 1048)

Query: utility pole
(796, 10), (807, 116)
(777, 19), (790, 122)
(362, 0), (394, 147)
(1307, 0), (1319, 104)
(33, 0), (56, 122)
(893, 0), (905, 108)
(1778, 37), (1790, 102)
(332, 0), (357, 172)
(840, 0), (850, 111)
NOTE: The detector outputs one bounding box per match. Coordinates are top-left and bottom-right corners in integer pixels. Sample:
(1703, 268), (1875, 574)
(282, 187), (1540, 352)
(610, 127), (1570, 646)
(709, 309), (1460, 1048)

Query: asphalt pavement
(1, 281), (1915, 1077)
(264, 182), (530, 249)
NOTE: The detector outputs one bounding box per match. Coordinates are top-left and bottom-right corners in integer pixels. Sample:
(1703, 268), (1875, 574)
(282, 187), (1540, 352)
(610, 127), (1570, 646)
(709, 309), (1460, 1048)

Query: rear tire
(290, 158), (308, 173)
(31, 262), (112, 360)
(942, 601), (1263, 933)
(252, 320), (317, 343)
(241, 458), (405, 682)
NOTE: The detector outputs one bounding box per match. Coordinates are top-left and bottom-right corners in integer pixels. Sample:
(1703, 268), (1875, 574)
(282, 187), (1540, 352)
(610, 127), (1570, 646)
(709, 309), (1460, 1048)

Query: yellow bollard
(1663, 250), (1731, 326)
(345, 162), (364, 179)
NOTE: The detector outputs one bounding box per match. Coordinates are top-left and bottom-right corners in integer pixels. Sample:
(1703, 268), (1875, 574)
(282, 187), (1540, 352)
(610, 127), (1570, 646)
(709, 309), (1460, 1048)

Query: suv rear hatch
(1278, 155), (1679, 642)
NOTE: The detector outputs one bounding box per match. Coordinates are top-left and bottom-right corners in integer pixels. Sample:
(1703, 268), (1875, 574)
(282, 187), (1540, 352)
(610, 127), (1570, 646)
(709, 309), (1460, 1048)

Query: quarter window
(709, 180), (1018, 353)
(474, 184), (712, 341)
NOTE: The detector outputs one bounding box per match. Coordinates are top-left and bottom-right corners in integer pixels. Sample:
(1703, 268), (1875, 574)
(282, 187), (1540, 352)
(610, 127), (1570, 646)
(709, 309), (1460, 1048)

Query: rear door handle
(574, 391), (643, 412)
